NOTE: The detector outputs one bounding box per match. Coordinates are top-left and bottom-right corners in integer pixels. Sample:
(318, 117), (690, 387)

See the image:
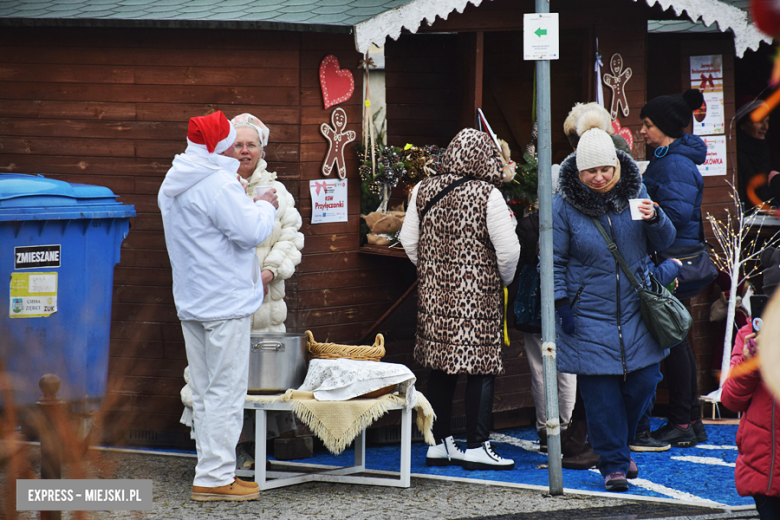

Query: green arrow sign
(535, 27), (547, 37)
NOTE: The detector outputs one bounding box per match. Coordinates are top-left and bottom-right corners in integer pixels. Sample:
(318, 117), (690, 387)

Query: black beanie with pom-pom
(640, 89), (704, 138)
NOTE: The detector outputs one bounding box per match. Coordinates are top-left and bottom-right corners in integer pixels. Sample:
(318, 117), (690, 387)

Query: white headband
(231, 113), (269, 147)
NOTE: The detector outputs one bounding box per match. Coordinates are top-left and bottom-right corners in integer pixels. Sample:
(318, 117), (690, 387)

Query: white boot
(425, 436), (466, 466)
(462, 441), (514, 470)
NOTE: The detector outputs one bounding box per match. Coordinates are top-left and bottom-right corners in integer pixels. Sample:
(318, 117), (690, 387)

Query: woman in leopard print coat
(400, 128), (520, 469)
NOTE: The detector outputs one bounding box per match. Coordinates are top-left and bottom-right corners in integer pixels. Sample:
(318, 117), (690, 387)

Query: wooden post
(458, 31), (484, 130)
(38, 374), (63, 520)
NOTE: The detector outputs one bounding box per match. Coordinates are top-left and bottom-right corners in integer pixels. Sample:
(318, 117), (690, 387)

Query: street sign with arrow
(524, 13), (559, 61)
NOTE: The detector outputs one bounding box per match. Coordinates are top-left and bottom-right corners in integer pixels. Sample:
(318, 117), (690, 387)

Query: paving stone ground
(2, 446), (759, 519)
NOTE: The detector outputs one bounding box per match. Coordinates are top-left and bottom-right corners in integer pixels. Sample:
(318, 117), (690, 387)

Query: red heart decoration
(611, 120), (634, 151)
(319, 54), (354, 109)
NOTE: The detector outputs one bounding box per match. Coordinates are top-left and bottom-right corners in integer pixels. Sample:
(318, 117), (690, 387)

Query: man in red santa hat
(158, 111), (278, 501)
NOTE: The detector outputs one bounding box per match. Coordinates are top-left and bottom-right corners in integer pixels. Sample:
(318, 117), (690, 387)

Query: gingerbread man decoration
(602, 53), (632, 120)
(320, 107), (356, 179)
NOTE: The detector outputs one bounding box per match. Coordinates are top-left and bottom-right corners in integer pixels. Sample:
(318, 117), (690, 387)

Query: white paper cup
(636, 161), (650, 175)
(254, 186), (273, 198)
(629, 199), (644, 220)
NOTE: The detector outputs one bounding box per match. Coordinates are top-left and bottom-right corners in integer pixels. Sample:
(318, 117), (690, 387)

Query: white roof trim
(353, 0), (771, 57)
(635, 0), (772, 57)
(354, 0), (483, 54)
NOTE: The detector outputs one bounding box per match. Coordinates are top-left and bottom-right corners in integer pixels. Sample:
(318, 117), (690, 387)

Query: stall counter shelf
(359, 244), (408, 258)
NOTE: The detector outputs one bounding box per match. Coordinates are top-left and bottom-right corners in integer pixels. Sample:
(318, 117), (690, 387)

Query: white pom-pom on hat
(576, 111), (617, 172)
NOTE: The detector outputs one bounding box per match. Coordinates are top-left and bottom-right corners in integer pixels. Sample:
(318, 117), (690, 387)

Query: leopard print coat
(413, 128), (506, 375)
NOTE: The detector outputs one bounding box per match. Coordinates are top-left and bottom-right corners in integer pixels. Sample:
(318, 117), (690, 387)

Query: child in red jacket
(721, 290), (780, 519)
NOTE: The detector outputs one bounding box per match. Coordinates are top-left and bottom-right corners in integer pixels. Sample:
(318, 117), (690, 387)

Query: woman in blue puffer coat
(635, 89), (709, 449)
(553, 114), (679, 492)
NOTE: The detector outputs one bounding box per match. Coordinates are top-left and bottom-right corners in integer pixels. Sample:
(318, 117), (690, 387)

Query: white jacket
(400, 182), (519, 286)
(245, 159), (304, 332)
(158, 149), (277, 322)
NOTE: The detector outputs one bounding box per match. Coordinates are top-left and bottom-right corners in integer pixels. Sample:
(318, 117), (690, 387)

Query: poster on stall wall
(690, 55), (725, 135)
(697, 136), (727, 176)
(309, 178), (348, 224)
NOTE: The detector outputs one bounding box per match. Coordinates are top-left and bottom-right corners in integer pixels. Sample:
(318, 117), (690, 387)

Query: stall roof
(643, 0), (771, 56)
(0, 0), (771, 56)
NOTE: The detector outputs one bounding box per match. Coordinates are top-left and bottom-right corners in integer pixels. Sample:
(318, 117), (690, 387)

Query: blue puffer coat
(553, 151), (677, 376)
(642, 133), (706, 249)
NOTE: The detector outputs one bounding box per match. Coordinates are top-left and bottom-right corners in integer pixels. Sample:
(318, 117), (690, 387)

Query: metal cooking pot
(248, 332), (308, 394)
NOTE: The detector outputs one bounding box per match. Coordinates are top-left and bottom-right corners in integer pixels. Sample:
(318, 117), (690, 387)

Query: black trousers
(754, 494), (780, 520)
(571, 379), (587, 421)
(665, 337), (702, 425)
(427, 369), (496, 449)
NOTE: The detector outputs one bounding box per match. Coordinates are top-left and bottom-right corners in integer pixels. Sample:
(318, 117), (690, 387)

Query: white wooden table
(236, 396), (412, 490)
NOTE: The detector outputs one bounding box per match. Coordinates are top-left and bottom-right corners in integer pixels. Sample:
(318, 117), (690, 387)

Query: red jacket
(721, 323), (780, 498)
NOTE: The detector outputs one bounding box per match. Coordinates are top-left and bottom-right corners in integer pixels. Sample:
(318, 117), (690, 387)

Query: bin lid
(0, 173), (136, 221)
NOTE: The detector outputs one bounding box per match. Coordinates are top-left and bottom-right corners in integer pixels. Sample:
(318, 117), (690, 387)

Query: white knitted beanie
(575, 111), (617, 171)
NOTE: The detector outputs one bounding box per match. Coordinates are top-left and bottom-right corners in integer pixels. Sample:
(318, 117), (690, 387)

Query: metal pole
(535, 0), (563, 496)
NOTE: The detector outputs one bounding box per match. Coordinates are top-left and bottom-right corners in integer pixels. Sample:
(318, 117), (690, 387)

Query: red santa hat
(186, 111), (236, 154)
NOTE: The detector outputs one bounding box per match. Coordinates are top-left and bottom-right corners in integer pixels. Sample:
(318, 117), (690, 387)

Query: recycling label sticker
(10, 272), (58, 318)
(14, 245), (61, 269)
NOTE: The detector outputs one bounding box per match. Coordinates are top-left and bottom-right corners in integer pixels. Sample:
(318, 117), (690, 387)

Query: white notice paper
(309, 179), (348, 224)
(697, 136), (727, 176)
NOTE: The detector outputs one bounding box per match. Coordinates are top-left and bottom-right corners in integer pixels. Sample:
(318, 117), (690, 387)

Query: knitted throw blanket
(246, 390), (436, 455)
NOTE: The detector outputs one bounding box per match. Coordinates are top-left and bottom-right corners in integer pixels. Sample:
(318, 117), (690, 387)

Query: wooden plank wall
(0, 26), (416, 446)
(385, 34), (460, 148)
(294, 33), (417, 346)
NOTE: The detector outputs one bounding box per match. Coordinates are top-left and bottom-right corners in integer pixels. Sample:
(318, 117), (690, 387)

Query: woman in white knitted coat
(232, 113), (304, 332)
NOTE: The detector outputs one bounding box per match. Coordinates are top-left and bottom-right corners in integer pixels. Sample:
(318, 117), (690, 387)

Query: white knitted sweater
(245, 159), (304, 332)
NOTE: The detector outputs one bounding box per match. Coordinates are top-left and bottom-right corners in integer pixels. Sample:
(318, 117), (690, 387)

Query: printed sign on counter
(10, 272), (58, 318)
(690, 55), (725, 135)
(309, 179), (348, 224)
(697, 136), (727, 176)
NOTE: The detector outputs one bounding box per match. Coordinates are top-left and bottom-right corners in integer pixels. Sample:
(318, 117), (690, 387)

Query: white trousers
(182, 317), (250, 487)
(523, 332), (577, 431)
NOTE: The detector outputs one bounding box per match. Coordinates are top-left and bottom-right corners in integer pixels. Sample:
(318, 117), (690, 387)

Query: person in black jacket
(735, 97), (780, 209)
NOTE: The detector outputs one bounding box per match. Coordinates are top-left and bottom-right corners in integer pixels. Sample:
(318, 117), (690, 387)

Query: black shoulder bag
(653, 217), (717, 300)
(590, 217), (693, 350)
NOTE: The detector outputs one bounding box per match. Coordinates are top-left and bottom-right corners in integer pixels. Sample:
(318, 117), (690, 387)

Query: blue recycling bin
(0, 173), (135, 409)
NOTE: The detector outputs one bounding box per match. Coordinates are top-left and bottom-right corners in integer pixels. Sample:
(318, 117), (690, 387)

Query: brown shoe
(191, 479), (260, 501)
(561, 443), (600, 470)
(235, 477), (259, 489)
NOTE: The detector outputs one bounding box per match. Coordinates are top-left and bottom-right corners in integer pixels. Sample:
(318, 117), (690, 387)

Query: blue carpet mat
(272, 419), (750, 508)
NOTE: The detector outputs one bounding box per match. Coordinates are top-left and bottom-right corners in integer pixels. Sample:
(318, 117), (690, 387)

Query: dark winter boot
(561, 442), (600, 470)
(561, 418), (588, 458)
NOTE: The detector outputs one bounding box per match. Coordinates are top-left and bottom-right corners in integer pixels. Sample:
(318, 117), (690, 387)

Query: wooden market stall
(0, 0), (770, 447)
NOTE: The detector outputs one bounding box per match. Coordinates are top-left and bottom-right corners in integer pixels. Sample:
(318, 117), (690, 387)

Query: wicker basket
(305, 330), (385, 362)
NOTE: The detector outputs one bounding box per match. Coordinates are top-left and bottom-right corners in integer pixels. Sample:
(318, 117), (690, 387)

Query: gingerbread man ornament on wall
(320, 107), (356, 179)
(603, 53), (632, 119)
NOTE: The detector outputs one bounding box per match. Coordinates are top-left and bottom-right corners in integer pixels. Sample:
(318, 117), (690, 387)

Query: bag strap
(418, 177), (472, 226)
(697, 215), (705, 242)
(589, 217), (644, 290)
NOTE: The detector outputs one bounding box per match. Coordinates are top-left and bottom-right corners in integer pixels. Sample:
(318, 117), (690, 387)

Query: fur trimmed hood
(558, 150), (642, 217)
